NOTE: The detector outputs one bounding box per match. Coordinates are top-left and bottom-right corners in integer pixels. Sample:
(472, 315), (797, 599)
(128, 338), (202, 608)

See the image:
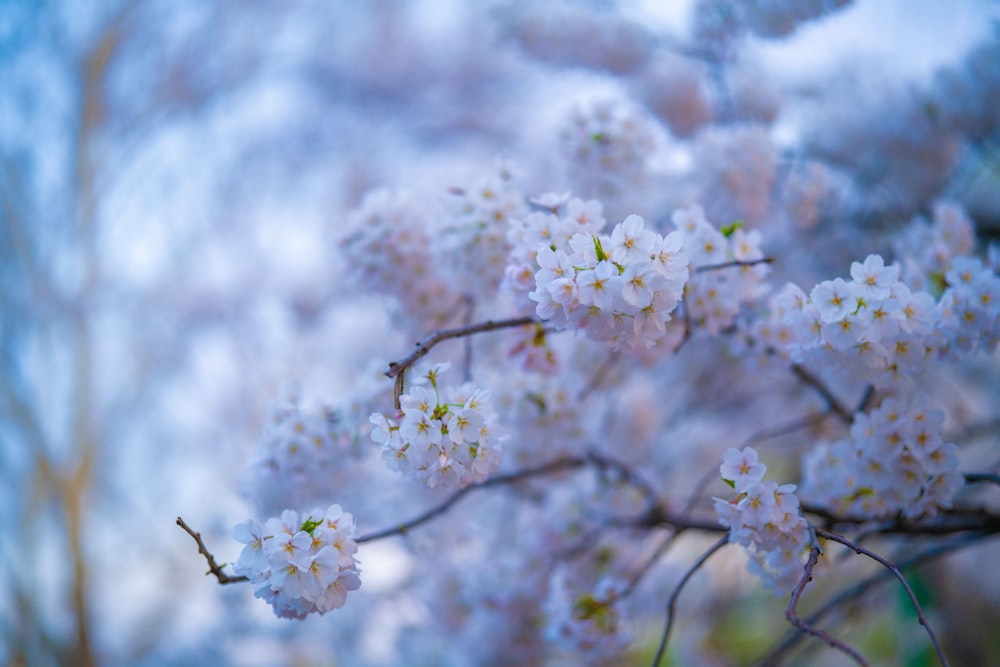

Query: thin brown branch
(695, 257), (775, 273)
(801, 504), (1000, 536)
(757, 533), (990, 666)
(815, 528), (951, 667)
(964, 472), (1000, 487)
(577, 349), (620, 401)
(358, 452), (663, 544)
(791, 363), (852, 423)
(357, 456), (588, 542)
(176, 517), (248, 585)
(385, 315), (538, 380)
(785, 545), (870, 666)
(651, 535), (729, 667)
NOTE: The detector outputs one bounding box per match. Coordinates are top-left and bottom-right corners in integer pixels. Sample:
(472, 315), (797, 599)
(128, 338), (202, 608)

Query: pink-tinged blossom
(370, 366), (503, 488)
(720, 447), (766, 492)
(850, 254), (899, 299)
(714, 446), (809, 594)
(235, 505), (361, 619)
(527, 211), (688, 349)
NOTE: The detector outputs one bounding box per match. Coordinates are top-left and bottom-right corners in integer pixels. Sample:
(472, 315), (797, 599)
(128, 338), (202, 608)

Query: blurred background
(2, 1), (999, 665)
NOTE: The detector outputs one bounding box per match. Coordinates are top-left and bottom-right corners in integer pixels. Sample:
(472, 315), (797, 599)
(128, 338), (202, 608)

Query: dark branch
(816, 528), (951, 667)
(385, 316), (537, 380)
(651, 535), (729, 667)
(176, 516), (248, 585)
(757, 533), (992, 666)
(964, 472), (1000, 487)
(358, 456), (587, 543)
(785, 544), (870, 666)
(695, 257), (775, 273)
(791, 364), (852, 422)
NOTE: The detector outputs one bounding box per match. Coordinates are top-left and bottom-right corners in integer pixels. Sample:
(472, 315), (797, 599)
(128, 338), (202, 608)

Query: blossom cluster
(504, 194), (606, 308)
(544, 568), (629, 657)
(692, 125), (777, 226)
(506, 322), (560, 374)
(894, 201), (976, 292)
(529, 213), (689, 349)
(936, 255), (1000, 357)
(802, 393), (963, 519)
(369, 364), (504, 488)
(232, 505), (361, 620)
(342, 189), (458, 330)
(558, 99), (660, 205)
(441, 165), (527, 293)
(243, 385), (357, 515)
(672, 204), (769, 336)
(756, 253), (937, 386)
(758, 244), (999, 386)
(714, 447), (811, 593)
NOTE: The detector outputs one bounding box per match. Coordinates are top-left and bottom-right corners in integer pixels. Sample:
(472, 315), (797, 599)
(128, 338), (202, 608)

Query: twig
(461, 294), (475, 383)
(624, 411), (837, 599)
(815, 528), (951, 667)
(385, 315), (537, 409)
(785, 544), (870, 666)
(695, 257), (775, 273)
(651, 535), (729, 667)
(577, 349), (620, 401)
(757, 533), (990, 666)
(358, 456), (588, 543)
(791, 364), (852, 423)
(176, 517), (248, 585)
(964, 472), (1000, 487)
(385, 315), (537, 380)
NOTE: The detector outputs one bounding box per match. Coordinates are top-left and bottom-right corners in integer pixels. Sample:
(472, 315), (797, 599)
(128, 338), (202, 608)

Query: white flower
(234, 505), (362, 619)
(720, 447), (766, 492)
(850, 254), (899, 299)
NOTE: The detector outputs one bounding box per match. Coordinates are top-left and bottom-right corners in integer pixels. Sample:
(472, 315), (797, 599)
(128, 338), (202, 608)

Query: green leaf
(593, 235), (608, 262)
(721, 221), (744, 238)
(300, 516), (323, 535)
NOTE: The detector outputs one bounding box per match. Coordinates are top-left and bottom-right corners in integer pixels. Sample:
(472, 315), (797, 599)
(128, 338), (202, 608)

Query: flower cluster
(758, 246), (999, 386)
(504, 194), (606, 310)
(243, 385), (357, 515)
(756, 253), (938, 386)
(558, 99), (660, 206)
(544, 568), (629, 657)
(369, 364), (504, 488)
(442, 165), (527, 294)
(672, 204), (769, 336)
(529, 213), (689, 349)
(507, 322), (560, 374)
(895, 201), (976, 293)
(692, 125), (777, 226)
(714, 447), (810, 594)
(936, 255), (1000, 356)
(802, 393), (963, 519)
(342, 189), (459, 330)
(232, 505), (361, 620)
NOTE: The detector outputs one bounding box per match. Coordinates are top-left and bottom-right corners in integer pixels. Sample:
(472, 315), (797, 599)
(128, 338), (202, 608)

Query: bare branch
(694, 257), (775, 273)
(785, 545), (870, 666)
(385, 316), (537, 380)
(757, 533), (989, 666)
(651, 535), (729, 667)
(176, 517), (248, 585)
(964, 472), (1000, 487)
(816, 528), (951, 667)
(358, 451), (665, 544)
(791, 363), (852, 423)
(357, 456), (587, 543)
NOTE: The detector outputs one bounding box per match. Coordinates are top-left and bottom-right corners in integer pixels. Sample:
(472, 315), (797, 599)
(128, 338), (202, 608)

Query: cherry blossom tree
(5, 1), (1000, 666)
